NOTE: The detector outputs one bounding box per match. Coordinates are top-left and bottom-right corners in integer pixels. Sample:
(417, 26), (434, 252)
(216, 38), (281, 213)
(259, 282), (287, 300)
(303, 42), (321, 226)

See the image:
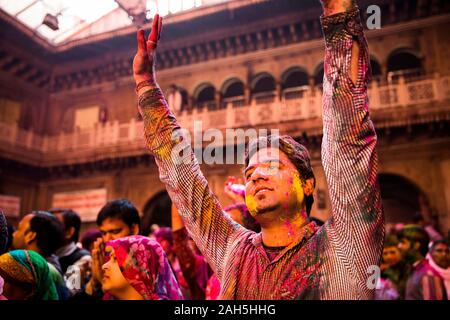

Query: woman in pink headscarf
(102, 235), (183, 300)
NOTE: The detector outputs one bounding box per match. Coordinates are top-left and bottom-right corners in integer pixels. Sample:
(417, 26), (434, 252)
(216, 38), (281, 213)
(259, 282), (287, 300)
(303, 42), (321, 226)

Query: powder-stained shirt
(139, 7), (384, 299)
(405, 259), (447, 300)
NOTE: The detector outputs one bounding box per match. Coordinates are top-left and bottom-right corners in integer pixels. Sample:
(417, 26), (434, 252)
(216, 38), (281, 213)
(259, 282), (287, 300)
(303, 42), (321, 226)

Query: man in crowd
(133, 0), (384, 299)
(84, 199), (140, 296)
(12, 211), (69, 299)
(154, 226), (196, 299)
(398, 225), (447, 300)
(427, 240), (450, 298)
(171, 204), (213, 300)
(50, 209), (91, 295)
(377, 235), (409, 299)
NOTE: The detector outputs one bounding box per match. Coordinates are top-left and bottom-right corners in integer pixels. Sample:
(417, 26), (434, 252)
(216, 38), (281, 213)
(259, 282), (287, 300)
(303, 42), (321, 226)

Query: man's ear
(303, 178), (315, 197)
(413, 241), (421, 252)
(131, 224), (139, 235)
(65, 227), (76, 241)
(24, 230), (37, 246)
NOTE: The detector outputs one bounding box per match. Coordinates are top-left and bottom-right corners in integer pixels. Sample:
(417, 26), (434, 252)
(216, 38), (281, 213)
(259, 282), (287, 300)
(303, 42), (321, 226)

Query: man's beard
(402, 250), (420, 265)
(251, 203), (281, 217)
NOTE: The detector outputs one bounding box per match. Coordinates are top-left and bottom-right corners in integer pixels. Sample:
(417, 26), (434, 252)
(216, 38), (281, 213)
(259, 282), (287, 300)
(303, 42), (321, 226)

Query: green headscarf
(0, 250), (59, 300)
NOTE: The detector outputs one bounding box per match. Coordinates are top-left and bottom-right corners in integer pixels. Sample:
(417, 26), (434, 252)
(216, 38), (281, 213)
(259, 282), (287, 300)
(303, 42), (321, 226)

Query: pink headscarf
(107, 235), (183, 300)
(0, 275), (6, 300)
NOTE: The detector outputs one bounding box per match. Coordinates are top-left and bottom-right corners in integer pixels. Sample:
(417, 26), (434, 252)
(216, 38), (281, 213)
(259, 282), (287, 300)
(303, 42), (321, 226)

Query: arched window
(281, 67), (309, 100)
(314, 63), (324, 89)
(378, 174), (427, 224)
(370, 57), (382, 81)
(221, 78), (245, 108)
(141, 191), (172, 236)
(194, 83), (216, 110)
(387, 49), (423, 82)
(251, 73), (276, 104)
(180, 88), (189, 111)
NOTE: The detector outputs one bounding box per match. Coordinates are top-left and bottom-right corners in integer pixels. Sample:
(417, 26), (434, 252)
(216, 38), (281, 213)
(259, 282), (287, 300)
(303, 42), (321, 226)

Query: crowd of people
(0, 179), (448, 300)
(0, 179), (258, 300)
(0, 1), (449, 300)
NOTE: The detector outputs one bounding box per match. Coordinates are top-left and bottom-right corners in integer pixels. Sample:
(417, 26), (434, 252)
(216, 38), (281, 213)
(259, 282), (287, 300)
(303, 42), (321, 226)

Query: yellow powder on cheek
(291, 173), (305, 205)
(245, 195), (258, 216)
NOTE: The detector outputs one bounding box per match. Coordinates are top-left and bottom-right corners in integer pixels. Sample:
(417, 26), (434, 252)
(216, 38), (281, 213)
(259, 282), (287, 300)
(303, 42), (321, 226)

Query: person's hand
(320, 0), (356, 16)
(76, 257), (91, 283)
(224, 176), (246, 204)
(90, 238), (105, 284)
(133, 14), (163, 85)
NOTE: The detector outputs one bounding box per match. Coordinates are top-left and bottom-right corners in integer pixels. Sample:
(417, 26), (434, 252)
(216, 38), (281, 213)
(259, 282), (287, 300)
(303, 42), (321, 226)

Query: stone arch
(387, 48), (423, 82)
(313, 62), (324, 87)
(141, 190), (172, 236)
(281, 66), (309, 89)
(221, 77), (245, 98)
(250, 72), (276, 93)
(370, 55), (382, 78)
(378, 173), (428, 224)
(193, 82), (216, 110)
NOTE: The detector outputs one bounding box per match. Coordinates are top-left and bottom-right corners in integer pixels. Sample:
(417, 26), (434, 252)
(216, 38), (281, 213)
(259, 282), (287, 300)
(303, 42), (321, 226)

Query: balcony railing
(1, 74), (449, 160)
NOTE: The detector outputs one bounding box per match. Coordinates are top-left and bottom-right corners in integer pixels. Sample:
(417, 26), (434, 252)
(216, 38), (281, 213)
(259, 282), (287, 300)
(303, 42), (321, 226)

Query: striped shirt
(139, 7), (384, 299)
(405, 259), (447, 300)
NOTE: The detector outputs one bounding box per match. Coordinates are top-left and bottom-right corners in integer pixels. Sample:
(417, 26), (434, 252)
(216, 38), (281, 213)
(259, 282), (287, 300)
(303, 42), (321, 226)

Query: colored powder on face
(291, 172), (305, 206)
(245, 195), (258, 217)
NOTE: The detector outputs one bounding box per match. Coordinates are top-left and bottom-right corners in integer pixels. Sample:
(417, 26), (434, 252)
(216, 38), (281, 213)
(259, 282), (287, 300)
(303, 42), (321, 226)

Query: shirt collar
(250, 221), (319, 262)
(55, 242), (78, 258)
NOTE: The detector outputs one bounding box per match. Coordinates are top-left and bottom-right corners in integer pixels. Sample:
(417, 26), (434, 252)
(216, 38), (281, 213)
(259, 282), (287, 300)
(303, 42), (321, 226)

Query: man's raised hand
(320, 0), (356, 16)
(133, 14), (163, 85)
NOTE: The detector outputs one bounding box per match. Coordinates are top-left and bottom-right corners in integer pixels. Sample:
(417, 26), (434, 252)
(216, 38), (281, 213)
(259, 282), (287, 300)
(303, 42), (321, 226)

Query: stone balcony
(1, 73), (449, 167)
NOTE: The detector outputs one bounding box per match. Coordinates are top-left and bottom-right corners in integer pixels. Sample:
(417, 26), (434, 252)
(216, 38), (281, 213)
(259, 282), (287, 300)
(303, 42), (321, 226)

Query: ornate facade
(1, 0), (450, 235)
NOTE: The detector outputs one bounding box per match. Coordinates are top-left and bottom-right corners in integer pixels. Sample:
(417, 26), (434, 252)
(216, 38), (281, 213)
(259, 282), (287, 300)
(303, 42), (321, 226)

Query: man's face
(99, 218), (134, 242)
(431, 243), (450, 269)
(383, 246), (402, 267)
(54, 213), (70, 244)
(244, 148), (307, 223)
(398, 238), (412, 254)
(12, 214), (34, 250)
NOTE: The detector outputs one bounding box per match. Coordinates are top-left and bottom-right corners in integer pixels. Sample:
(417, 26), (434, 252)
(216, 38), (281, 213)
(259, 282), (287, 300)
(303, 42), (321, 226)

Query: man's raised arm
(133, 15), (246, 280)
(319, 0), (384, 294)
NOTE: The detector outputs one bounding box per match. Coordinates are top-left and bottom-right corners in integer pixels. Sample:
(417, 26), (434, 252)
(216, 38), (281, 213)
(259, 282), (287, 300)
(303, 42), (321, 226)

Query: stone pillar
(309, 76), (316, 96)
(189, 96), (195, 111)
(215, 90), (221, 109)
(276, 81), (282, 102)
(244, 85), (251, 105)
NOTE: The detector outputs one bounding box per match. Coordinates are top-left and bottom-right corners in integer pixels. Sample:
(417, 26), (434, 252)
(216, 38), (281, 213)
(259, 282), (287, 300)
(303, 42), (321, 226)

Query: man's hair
(398, 225), (430, 257)
(244, 134), (315, 215)
(29, 211), (65, 257)
(384, 234), (399, 248)
(430, 239), (449, 252)
(96, 199), (140, 231)
(48, 209), (82, 243)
